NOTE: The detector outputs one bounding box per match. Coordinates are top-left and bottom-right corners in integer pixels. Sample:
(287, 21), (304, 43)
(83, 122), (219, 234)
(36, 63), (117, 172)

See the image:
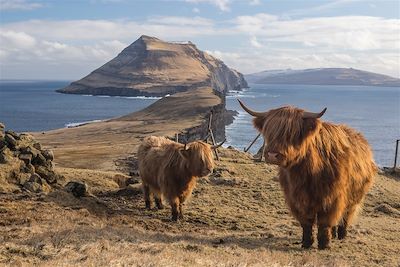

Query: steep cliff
(57, 35), (247, 96)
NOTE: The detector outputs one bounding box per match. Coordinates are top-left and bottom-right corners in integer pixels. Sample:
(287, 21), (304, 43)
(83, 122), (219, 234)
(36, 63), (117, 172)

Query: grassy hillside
(1, 148), (399, 266)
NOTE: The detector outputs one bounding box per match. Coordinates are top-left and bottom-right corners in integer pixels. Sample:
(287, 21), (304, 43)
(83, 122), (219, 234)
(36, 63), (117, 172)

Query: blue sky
(0, 0), (399, 80)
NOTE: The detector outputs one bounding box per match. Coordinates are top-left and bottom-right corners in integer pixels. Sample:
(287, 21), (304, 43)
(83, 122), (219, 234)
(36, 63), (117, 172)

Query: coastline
(32, 87), (230, 172)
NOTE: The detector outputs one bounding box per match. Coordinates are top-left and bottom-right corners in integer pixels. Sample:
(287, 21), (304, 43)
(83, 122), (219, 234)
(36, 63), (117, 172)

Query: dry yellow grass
(0, 148), (399, 266)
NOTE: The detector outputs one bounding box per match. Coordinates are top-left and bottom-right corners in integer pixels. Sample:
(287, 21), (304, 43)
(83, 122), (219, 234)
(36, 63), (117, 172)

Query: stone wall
(0, 123), (60, 193)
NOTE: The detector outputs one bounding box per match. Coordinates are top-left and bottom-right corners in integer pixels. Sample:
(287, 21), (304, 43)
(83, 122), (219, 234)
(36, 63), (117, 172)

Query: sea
(1, 81), (399, 167)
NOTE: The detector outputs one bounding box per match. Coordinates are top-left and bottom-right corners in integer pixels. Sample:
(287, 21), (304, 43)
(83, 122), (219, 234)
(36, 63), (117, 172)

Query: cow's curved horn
(211, 139), (226, 149)
(203, 133), (210, 142)
(237, 99), (267, 117)
(302, 107), (327, 119)
(183, 142), (188, 150)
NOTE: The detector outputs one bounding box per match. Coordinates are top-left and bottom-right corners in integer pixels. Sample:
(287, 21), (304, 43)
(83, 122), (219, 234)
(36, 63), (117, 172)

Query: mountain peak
(138, 35), (160, 42)
(57, 36), (248, 96)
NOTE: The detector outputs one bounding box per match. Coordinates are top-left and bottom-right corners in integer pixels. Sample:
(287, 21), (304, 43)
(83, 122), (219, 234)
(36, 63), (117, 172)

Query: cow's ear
(179, 148), (191, 160)
(302, 118), (319, 137)
(253, 116), (265, 132)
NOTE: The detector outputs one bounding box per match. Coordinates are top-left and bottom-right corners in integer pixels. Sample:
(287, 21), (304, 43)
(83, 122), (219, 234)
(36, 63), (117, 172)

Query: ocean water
(226, 84), (400, 167)
(0, 81), (399, 166)
(0, 81), (159, 132)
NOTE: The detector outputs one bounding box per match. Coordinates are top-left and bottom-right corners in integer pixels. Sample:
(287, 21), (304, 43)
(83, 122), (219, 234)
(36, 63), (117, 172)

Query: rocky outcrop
(57, 35), (248, 96)
(0, 124), (61, 193)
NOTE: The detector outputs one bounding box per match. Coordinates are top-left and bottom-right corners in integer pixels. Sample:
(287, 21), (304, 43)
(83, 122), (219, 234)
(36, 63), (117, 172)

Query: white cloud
(186, 0), (230, 11)
(285, 0), (363, 17)
(250, 36), (262, 48)
(0, 14), (399, 79)
(1, 17), (224, 42)
(185, 0), (262, 11)
(0, 29), (129, 79)
(248, 0), (261, 6)
(147, 16), (213, 26)
(192, 7), (200, 13)
(0, 0), (42, 10)
(235, 14), (400, 51)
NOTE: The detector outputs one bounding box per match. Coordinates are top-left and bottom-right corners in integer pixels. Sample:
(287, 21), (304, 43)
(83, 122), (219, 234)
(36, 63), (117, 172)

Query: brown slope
(33, 87), (222, 171)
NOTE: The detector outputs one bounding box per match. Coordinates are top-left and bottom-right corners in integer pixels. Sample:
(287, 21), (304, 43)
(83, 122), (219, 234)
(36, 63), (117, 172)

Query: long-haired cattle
(238, 100), (376, 249)
(138, 136), (224, 221)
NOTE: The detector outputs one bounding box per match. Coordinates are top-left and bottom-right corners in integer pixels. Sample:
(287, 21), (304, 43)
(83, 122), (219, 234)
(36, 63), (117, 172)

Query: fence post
(175, 133), (179, 142)
(207, 112), (220, 160)
(244, 133), (261, 152)
(394, 139), (399, 171)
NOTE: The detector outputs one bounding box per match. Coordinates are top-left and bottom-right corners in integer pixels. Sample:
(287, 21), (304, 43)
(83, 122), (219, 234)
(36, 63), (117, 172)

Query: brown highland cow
(238, 100), (376, 249)
(138, 136), (224, 221)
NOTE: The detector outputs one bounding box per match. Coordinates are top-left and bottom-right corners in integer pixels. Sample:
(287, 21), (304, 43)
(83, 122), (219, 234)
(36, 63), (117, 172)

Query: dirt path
(1, 148), (399, 266)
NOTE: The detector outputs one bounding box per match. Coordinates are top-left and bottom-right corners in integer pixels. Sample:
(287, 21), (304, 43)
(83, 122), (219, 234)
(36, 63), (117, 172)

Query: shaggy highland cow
(238, 100), (376, 249)
(138, 136), (224, 221)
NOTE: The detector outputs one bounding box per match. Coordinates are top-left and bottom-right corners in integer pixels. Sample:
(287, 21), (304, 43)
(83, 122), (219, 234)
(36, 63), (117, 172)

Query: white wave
(226, 94), (256, 98)
(261, 93), (280, 98)
(123, 96), (162, 100)
(80, 94), (162, 100)
(65, 119), (103, 128)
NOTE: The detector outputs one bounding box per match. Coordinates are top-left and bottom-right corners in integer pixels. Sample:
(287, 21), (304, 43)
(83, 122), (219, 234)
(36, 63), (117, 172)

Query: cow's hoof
(331, 226), (338, 239)
(338, 226), (347, 240)
(145, 200), (151, 210)
(301, 236), (314, 249)
(318, 240), (331, 250)
(301, 242), (313, 249)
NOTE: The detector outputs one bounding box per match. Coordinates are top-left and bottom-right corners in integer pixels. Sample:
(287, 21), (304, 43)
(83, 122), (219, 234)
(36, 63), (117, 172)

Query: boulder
(32, 153), (47, 166)
(35, 166), (57, 184)
(5, 134), (17, 148)
(0, 138), (6, 151)
(29, 173), (43, 184)
(23, 173), (43, 193)
(18, 172), (32, 185)
(23, 163), (35, 174)
(65, 181), (87, 197)
(0, 148), (12, 164)
(32, 142), (41, 150)
(23, 181), (42, 193)
(5, 130), (20, 140)
(44, 160), (55, 171)
(41, 149), (54, 161)
(19, 153), (32, 164)
(0, 123), (4, 138)
(21, 146), (40, 158)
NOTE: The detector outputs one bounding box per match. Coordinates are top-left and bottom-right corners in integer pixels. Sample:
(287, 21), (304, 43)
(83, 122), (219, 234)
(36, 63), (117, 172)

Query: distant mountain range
(57, 35), (247, 96)
(245, 68), (400, 87)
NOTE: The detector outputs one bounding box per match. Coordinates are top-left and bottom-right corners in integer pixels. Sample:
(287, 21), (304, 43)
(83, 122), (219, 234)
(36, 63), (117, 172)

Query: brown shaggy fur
(137, 136), (215, 221)
(250, 106), (376, 249)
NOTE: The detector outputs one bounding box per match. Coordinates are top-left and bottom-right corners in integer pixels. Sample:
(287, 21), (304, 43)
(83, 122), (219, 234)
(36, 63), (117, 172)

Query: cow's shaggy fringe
(248, 104), (376, 249)
(138, 136), (215, 221)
